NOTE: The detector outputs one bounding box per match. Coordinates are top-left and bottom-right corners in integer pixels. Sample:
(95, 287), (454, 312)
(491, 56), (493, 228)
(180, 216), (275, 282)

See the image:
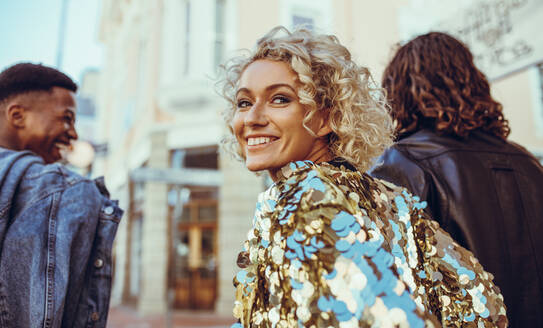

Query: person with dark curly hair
(371, 32), (543, 327)
(0, 63), (122, 327)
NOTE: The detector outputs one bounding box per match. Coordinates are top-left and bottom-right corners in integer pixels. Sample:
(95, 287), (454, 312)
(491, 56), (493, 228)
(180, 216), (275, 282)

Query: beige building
(95, 0), (543, 318)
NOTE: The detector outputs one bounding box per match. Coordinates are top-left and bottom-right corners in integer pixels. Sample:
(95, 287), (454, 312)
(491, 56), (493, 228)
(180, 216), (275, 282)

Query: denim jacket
(0, 148), (123, 327)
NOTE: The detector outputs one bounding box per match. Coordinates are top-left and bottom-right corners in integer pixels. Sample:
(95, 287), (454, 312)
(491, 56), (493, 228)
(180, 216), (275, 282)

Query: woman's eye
(237, 100), (252, 108)
(271, 95), (290, 104)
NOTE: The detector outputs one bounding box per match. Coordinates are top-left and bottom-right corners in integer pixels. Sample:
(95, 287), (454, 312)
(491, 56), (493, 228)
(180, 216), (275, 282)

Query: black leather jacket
(371, 129), (543, 327)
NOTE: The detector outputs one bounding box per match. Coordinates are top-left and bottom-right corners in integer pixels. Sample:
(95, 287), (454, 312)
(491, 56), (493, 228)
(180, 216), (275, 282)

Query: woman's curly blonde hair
(219, 26), (393, 172)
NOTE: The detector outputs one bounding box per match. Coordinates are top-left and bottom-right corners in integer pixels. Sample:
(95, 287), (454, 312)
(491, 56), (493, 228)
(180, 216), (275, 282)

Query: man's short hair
(0, 63), (78, 103)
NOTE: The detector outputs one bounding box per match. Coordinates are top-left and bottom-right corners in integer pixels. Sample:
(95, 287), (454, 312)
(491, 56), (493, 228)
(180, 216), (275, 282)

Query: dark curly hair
(0, 62), (77, 103)
(382, 32), (510, 140)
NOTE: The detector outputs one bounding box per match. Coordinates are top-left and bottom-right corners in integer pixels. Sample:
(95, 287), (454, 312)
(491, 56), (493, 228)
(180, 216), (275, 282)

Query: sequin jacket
(232, 161), (507, 327)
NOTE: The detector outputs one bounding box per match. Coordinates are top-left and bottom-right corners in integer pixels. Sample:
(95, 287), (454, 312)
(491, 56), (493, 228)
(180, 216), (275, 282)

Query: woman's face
(232, 59), (331, 179)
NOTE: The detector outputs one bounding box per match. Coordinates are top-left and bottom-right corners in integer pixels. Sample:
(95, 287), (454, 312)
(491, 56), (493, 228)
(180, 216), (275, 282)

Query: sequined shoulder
(232, 161), (507, 327)
(233, 161), (436, 327)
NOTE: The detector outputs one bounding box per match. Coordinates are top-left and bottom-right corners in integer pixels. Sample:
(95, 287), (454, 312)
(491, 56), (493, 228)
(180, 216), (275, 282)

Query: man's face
(22, 86), (78, 163)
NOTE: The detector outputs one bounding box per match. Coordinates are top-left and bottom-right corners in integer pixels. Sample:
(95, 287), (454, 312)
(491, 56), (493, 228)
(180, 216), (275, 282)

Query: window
(292, 14), (314, 30)
(280, 0), (333, 33)
(214, 0), (226, 69)
(183, 0), (191, 76)
(170, 146), (219, 169)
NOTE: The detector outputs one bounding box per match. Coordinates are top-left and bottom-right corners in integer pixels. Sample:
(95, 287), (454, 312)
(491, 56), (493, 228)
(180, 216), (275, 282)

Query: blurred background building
(91, 0), (543, 320)
(2, 0), (541, 323)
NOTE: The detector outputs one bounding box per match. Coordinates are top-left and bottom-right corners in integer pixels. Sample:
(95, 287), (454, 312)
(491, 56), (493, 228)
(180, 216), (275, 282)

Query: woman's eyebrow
(236, 83), (296, 97)
(235, 87), (251, 97)
(265, 83), (296, 92)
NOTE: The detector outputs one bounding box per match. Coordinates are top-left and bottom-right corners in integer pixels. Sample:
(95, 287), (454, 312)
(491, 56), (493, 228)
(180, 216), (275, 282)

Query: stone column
(110, 184), (130, 306)
(139, 130), (169, 314)
(215, 155), (263, 315)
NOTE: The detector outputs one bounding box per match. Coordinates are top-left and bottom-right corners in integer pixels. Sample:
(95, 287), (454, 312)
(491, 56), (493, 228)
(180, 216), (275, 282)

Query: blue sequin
(310, 236), (324, 248)
(236, 270), (255, 284)
(236, 270), (247, 283)
(286, 235), (299, 250)
(285, 250), (297, 259)
(335, 227), (351, 237)
(341, 245), (356, 259)
(336, 311), (354, 322)
(294, 246), (305, 260)
(332, 300), (349, 314)
(336, 239), (351, 252)
(291, 259), (302, 269)
(351, 222), (361, 234)
(291, 278), (303, 290)
(266, 199), (277, 209)
(331, 211), (355, 231)
(381, 292), (416, 312)
(293, 229), (305, 242)
(308, 177), (326, 193)
(394, 195), (409, 217)
(323, 269), (337, 280)
(464, 312), (476, 322)
(317, 295), (333, 311)
(304, 245), (318, 258)
(443, 253), (476, 280)
(414, 200), (427, 210)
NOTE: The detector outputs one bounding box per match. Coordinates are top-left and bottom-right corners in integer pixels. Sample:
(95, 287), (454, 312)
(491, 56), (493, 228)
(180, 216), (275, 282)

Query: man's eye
(271, 95), (290, 104)
(237, 100), (252, 108)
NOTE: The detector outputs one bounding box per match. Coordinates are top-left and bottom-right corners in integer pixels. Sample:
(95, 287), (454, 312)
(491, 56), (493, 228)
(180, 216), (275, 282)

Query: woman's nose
(244, 101), (267, 126)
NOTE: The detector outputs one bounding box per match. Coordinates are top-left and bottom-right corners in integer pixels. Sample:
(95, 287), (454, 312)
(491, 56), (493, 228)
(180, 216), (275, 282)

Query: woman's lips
(246, 136), (279, 149)
(247, 136), (278, 146)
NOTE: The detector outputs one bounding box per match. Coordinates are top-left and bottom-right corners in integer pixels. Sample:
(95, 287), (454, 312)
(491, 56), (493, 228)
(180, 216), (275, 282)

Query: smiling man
(0, 63), (122, 327)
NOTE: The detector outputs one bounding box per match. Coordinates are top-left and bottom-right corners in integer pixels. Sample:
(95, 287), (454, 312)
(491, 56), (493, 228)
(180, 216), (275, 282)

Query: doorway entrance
(169, 186), (218, 310)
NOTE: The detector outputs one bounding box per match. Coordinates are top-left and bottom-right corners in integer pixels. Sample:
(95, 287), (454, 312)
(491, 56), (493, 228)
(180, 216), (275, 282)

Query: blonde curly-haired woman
(219, 26), (508, 328)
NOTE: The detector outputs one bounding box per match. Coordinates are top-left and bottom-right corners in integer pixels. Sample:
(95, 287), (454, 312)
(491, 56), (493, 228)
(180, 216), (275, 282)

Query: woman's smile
(246, 136), (278, 147)
(232, 59), (331, 179)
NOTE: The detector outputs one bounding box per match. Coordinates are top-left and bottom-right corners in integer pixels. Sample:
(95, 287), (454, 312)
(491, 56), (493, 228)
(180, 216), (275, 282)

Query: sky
(0, 0), (102, 83)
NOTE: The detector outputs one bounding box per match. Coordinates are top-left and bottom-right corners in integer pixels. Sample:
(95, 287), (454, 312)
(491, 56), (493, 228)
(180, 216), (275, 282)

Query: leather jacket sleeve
(371, 146), (430, 202)
(370, 146), (474, 250)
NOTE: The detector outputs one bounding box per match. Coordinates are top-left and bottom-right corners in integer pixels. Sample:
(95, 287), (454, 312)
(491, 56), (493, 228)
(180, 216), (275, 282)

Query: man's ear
(5, 104), (27, 129)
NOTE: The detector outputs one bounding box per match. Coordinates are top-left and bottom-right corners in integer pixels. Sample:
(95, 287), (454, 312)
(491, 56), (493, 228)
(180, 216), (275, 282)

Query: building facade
(95, 0), (543, 317)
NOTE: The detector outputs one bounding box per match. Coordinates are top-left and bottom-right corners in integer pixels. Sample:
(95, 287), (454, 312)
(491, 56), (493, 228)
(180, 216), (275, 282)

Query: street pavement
(107, 306), (236, 328)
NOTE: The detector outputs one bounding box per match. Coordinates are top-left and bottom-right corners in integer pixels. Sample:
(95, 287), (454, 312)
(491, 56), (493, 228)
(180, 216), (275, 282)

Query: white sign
(399, 0), (543, 81)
